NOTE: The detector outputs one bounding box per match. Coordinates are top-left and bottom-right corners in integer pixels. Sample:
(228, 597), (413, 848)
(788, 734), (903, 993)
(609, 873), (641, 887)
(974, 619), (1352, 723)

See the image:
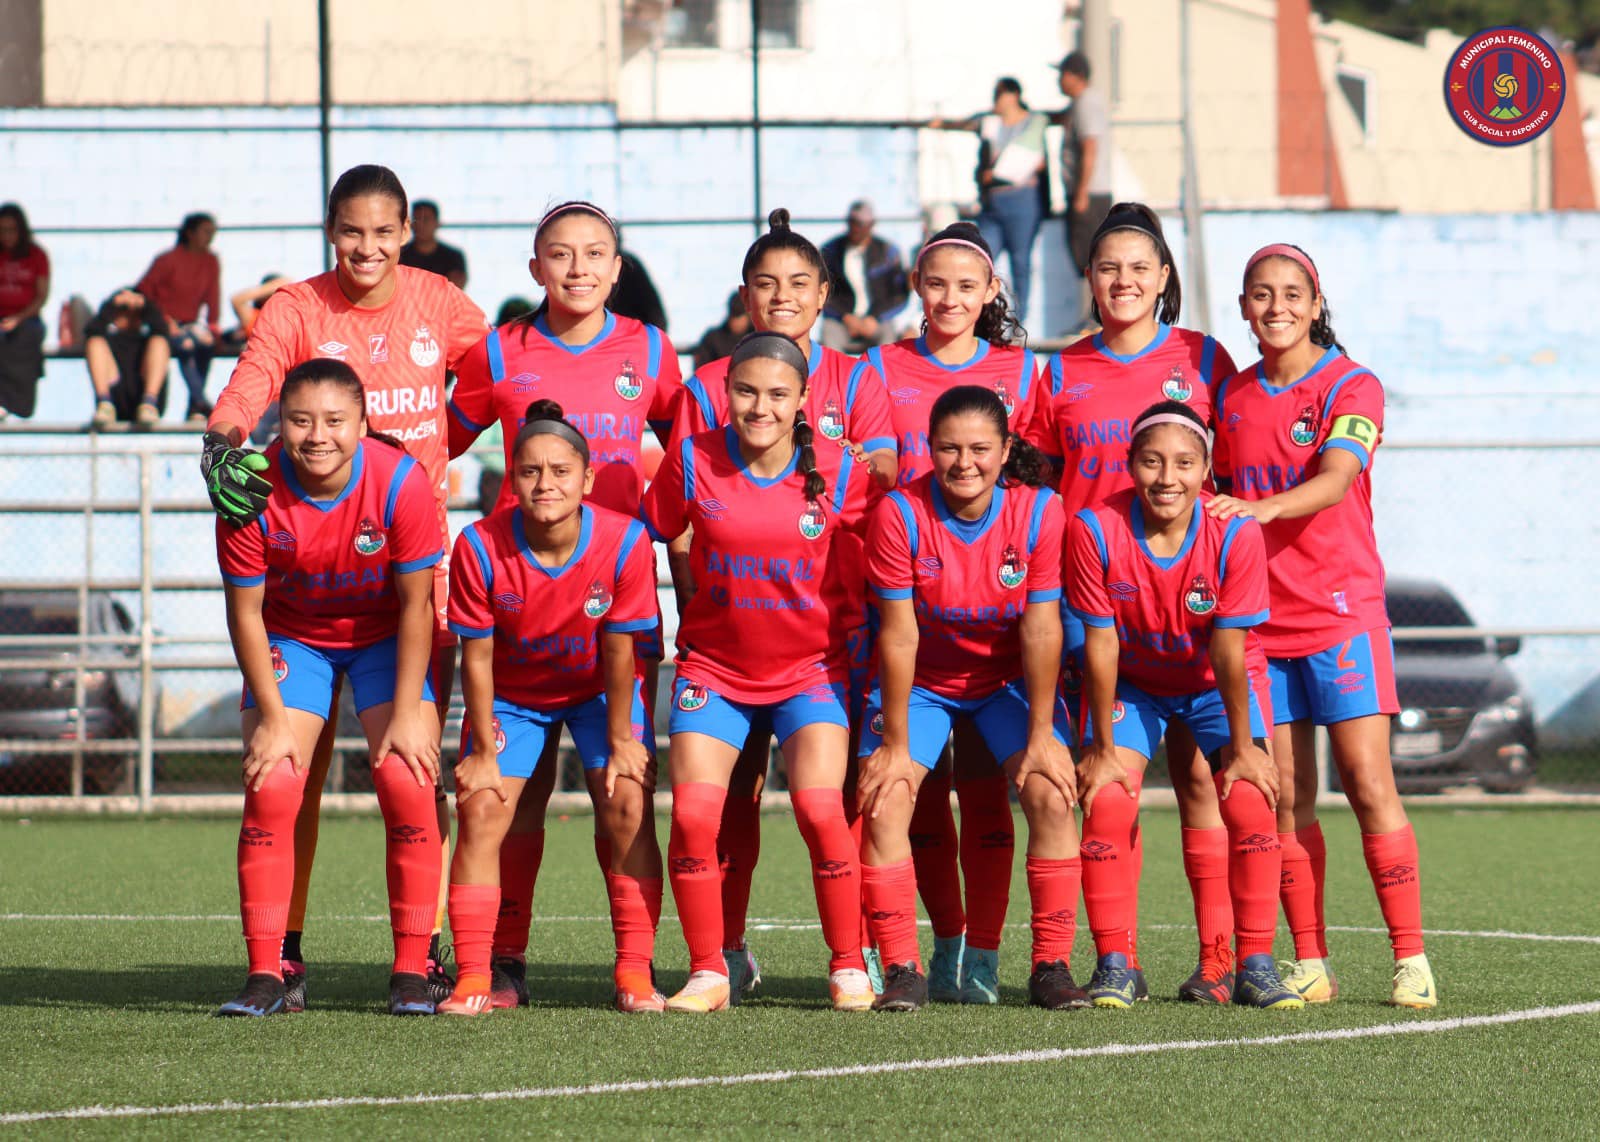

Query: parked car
(0, 589), (154, 794)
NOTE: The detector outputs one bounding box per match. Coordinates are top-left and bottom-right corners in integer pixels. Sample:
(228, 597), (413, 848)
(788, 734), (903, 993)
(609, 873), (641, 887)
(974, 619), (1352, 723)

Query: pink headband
(917, 238), (995, 272)
(1244, 243), (1320, 295)
(535, 201), (618, 242)
(1131, 412), (1211, 452)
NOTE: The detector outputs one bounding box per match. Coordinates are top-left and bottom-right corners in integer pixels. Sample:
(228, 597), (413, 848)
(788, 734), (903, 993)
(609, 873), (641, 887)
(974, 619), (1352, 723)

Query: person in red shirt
(439, 399), (663, 1016)
(856, 385), (1080, 1012)
(0, 203), (49, 420)
(1209, 244), (1435, 1009)
(202, 163), (488, 1011)
(215, 359), (444, 1017)
(862, 221), (1040, 1003)
(137, 212), (223, 422)
(641, 332), (877, 1014)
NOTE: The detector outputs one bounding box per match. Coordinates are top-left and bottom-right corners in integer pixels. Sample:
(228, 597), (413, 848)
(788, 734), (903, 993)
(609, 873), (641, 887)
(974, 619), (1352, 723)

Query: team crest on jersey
(818, 399), (845, 440)
(1184, 574), (1217, 615)
(994, 380), (1016, 417)
(798, 501), (827, 541)
(409, 325), (440, 368)
(317, 340), (349, 358)
(613, 361), (643, 401)
(270, 644), (289, 683)
(677, 683), (709, 712)
(1162, 367), (1192, 402)
(1290, 405), (1318, 446)
(870, 711), (885, 735)
(368, 334), (389, 364)
(267, 529), (296, 552)
(353, 518), (387, 556)
(997, 544), (1026, 589)
(492, 716), (506, 754)
(583, 580), (613, 619)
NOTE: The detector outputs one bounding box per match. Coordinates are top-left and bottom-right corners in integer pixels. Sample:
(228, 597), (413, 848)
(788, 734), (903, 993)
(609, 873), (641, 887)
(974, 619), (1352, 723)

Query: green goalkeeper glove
(201, 430), (273, 527)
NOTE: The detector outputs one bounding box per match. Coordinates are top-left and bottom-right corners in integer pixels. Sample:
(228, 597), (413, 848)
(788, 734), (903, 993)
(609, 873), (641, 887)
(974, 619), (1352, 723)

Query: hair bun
(523, 398), (566, 423)
(767, 207), (792, 232)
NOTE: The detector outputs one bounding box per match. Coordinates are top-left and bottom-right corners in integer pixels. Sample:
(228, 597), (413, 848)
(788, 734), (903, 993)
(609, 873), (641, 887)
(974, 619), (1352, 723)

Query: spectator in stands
(610, 244), (669, 332)
(819, 199), (909, 355)
(399, 200), (468, 289)
(0, 203), (49, 421)
(691, 291), (750, 372)
(225, 273), (291, 347)
(1053, 51), (1115, 330)
(84, 286), (170, 429)
(137, 212), (222, 423)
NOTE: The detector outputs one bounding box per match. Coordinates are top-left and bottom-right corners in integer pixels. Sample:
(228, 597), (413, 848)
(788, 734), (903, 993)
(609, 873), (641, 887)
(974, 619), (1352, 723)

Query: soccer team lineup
(197, 159), (1427, 1022)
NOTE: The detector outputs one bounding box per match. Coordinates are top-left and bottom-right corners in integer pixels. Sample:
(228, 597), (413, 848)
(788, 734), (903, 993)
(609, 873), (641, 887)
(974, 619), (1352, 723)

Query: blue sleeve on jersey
(1199, 337), (1218, 386)
(448, 399), (492, 434)
(615, 518), (647, 581)
(1067, 604), (1115, 627)
(394, 549), (444, 575)
(680, 435), (697, 502)
(870, 584), (914, 601)
(1017, 348), (1035, 401)
(383, 454), (416, 529)
(688, 375), (716, 431)
(1025, 486), (1052, 554)
(605, 616), (658, 634)
(865, 345), (886, 383)
(449, 620), (494, 640)
(1048, 352), (1065, 397)
(831, 452), (853, 514)
(887, 491), (919, 559)
(222, 572), (266, 588)
(1216, 515), (1247, 588)
(1322, 438), (1371, 470)
(486, 329), (506, 383)
(1026, 587), (1062, 604)
(462, 524), (494, 595)
(1075, 508), (1110, 572)
(1214, 609), (1267, 629)
(645, 324), (663, 379)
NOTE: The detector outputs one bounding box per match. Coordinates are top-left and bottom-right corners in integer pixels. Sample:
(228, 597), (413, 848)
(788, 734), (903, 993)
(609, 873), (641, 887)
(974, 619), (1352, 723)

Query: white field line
(3, 1001), (1597, 1126)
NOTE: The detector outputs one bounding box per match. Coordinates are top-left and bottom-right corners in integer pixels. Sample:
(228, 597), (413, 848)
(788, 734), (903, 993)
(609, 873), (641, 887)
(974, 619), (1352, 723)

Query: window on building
(1336, 65), (1375, 144)
(758, 0), (802, 49)
(664, 0), (718, 48)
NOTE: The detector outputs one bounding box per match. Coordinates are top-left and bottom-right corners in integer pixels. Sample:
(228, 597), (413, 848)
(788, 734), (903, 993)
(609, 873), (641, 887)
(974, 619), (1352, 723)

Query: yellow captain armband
(1326, 414), (1378, 450)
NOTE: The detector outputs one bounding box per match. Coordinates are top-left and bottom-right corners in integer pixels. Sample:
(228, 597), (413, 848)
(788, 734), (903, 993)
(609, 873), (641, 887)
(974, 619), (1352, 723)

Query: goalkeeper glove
(201, 430), (272, 527)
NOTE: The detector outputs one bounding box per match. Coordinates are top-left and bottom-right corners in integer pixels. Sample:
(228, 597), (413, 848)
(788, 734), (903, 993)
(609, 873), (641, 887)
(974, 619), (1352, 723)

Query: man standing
(399, 200), (468, 290)
(1055, 52), (1114, 324)
(819, 200), (908, 354)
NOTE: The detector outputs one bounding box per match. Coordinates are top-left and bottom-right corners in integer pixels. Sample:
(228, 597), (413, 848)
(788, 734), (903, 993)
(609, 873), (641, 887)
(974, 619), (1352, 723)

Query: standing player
(1023, 202), (1240, 1002)
(440, 400), (663, 1015)
(1067, 401), (1300, 1010)
(1209, 244), (1435, 1008)
(216, 360), (444, 1017)
(445, 200), (679, 1009)
(856, 386), (1081, 1013)
(666, 207), (897, 1001)
(641, 332), (876, 1013)
(863, 221), (1039, 1004)
(201, 164), (487, 1009)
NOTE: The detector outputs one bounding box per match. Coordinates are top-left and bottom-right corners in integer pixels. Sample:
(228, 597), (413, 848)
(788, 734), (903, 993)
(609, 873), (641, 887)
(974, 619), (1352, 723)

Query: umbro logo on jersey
(891, 387), (921, 405)
(1109, 580), (1138, 599)
(510, 372), (539, 393)
(699, 498), (727, 520)
(493, 592), (524, 613)
(267, 530), (296, 551)
(917, 556), (944, 578)
(317, 340), (349, 357)
(1065, 383), (1094, 402)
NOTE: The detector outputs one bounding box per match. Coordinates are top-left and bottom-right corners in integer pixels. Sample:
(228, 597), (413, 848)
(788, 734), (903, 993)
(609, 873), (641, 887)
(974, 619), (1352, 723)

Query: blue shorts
(858, 678), (1072, 770)
(1084, 678), (1271, 762)
(668, 675), (849, 750)
(462, 686), (652, 779)
(242, 635), (437, 717)
(1268, 628), (1399, 726)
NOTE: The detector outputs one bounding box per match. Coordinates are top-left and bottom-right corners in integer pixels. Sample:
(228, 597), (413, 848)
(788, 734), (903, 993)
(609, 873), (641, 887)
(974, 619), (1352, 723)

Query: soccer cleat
(863, 946), (885, 995)
(1389, 953), (1438, 1009)
(489, 955), (529, 1009)
(1178, 939), (1236, 1005)
(614, 970), (667, 1014)
(1279, 956), (1340, 1004)
(959, 946), (1001, 1005)
(1029, 960), (1090, 1010)
(425, 954), (456, 1006)
(436, 985), (493, 1017)
(927, 933), (965, 1003)
(279, 958), (307, 1013)
(1087, 952), (1150, 1009)
(388, 971), (437, 1016)
(873, 962), (929, 1012)
(828, 968), (875, 1012)
(91, 400), (116, 429)
(1233, 954), (1305, 1010)
(722, 943), (762, 1008)
(665, 970), (731, 1013)
(217, 973), (286, 1017)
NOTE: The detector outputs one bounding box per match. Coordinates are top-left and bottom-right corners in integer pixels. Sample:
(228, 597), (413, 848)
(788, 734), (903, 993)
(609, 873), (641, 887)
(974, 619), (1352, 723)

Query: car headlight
(1473, 694), (1528, 729)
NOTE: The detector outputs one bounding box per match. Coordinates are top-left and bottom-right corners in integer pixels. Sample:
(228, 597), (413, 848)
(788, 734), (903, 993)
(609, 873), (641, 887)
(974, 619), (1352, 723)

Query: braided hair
(728, 331), (825, 501)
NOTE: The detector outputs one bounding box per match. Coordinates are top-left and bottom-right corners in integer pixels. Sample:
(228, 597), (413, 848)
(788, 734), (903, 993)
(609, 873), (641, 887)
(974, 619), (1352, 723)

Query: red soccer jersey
(865, 336), (1040, 488)
(1211, 347), (1388, 657)
(1066, 489), (1269, 696)
(1026, 324), (1235, 516)
(217, 438), (444, 649)
(448, 312), (683, 516)
(866, 474), (1064, 699)
(209, 266), (488, 502)
(448, 503), (658, 710)
(640, 426), (873, 704)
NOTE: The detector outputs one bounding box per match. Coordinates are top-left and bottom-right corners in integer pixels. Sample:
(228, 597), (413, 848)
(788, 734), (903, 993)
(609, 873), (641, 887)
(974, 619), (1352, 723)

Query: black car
(1376, 578), (1537, 794)
(0, 589), (150, 794)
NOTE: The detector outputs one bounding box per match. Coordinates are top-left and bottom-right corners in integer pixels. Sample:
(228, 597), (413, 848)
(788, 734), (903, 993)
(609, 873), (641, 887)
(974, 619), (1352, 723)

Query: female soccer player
(1209, 244), (1435, 1008)
(667, 208), (897, 1002)
(439, 399), (664, 1016)
(1067, 400), (1300, 1010)
(1023, 203), (1241, 1003)
(216, 360), (444, 1017)
(862, 221), (1040, 1004)
(203, 164), (486, 1010)
(856, 386), (1080, 1012)
(446, 200), (680, 1008)
(642, 332), (875, 1013)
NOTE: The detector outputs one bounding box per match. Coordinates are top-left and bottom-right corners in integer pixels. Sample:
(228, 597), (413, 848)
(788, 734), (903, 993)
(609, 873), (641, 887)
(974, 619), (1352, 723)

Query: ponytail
(1309, 299), (1346, 355)
(793, 410), (827, 502)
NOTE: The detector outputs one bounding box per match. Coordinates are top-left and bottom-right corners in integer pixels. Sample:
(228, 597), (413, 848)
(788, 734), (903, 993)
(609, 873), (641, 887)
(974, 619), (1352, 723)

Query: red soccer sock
(1026, 856), (1081, 968)
(1080, 777), (1141, 958)
(492, 831), (545, 958)
(791, 787), (866, 973)
(668, 781), (728, 974)
(717, 788), (761, 951)
(1362, 823), (1425, 959)
(1216, 778), (1281, 961)
(1280, 822), (1328, 958)
(446, 882), (499, 991)
(372, 756), (442, 976)
(1181, 826), (1232, 958)
(955, 772), (1013, 952)
(908, 765), (965, 939)
(607, 873), (659, 975)
(862, 858), (921, 971)
(238, 760), (309, 976)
